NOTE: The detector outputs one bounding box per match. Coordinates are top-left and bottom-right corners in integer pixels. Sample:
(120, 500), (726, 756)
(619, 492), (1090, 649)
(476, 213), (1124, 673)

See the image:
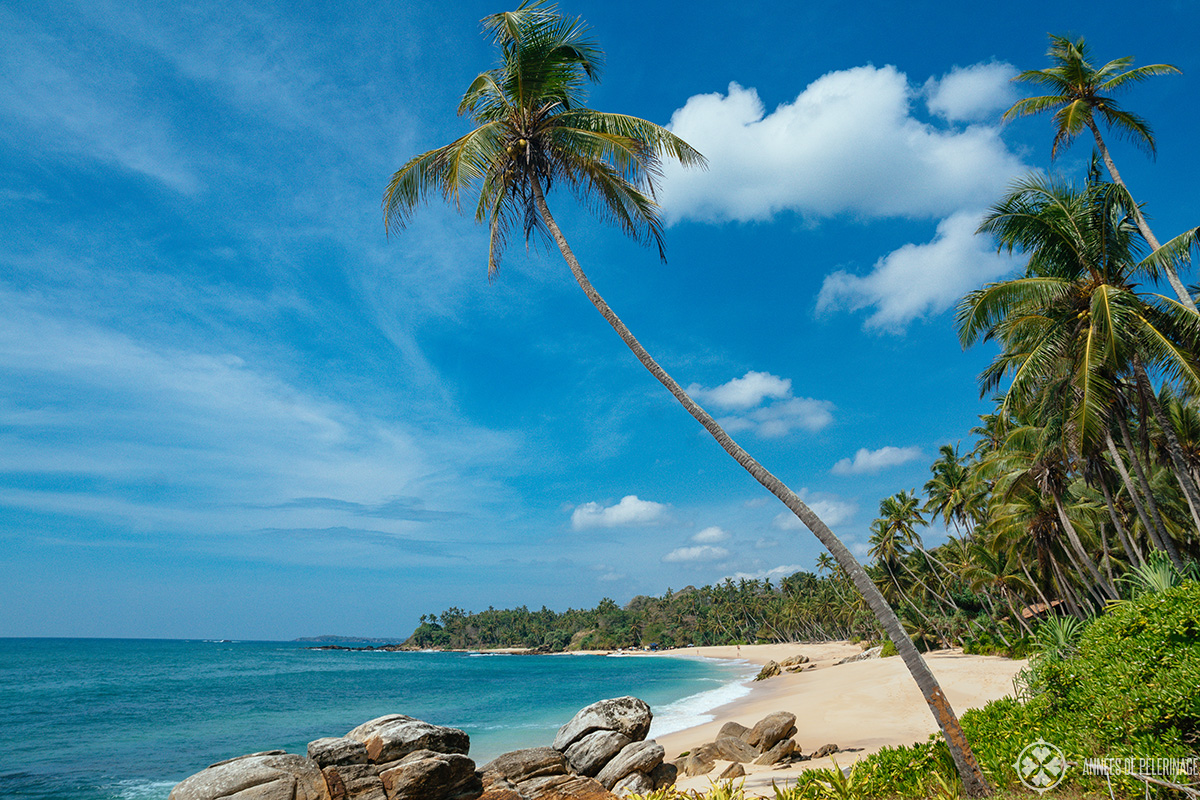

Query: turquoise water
(0, 639), (751, 799)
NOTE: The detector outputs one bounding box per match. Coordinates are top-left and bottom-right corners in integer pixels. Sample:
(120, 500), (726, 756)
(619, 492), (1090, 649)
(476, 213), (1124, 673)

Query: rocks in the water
(169, 753), (330, 800)
(811, 743), (839, 759)
(836, 646), (883, 665)
(553, 697), (652, 751)
(717, 762), (746, 780)
(594, 740), (664, 790)
(309, 738), (369, 768)
(714, 736), (758, 763)
(379, 750), (481, 800)
(752, 660), (781, 681)
(746, 712), (796, 752)
(481, 748), (569, 784)
(563, 731), (632, 777)
(345, 715), (470, 763)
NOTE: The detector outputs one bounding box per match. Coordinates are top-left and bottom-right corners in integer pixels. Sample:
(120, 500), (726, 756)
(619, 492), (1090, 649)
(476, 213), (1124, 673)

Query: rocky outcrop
(481, 748), (569, 784)
(836, 646), (883, 665)
(169, 753), (330, 800)
(553, 697), (652, 751)
(716, 721), (751, 741)
(309, 738), (369, 768)
(378, 750), (481, 800)
(593, 741), (664, 790)
(713, 736), (758, 763)
(345, 715), (470, 763)
(717, 762), (745, 780)
(563, 731), (631, 776)
(752, 660), (781, 681)
(322, 763), (386, 800)
(745, 712), (796, 752)
(753, 738), (796, 766)
(811, 743), (839, 759)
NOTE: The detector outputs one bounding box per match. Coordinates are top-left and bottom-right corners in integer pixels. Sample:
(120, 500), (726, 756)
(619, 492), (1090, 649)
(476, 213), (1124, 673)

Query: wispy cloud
(774, 490), (857, 529)
(691, 526), (730, 543)
(663, 545), (730, 563)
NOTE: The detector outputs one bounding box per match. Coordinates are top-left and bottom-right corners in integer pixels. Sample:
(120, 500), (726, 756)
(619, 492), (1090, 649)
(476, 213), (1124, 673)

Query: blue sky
(2, 0), (1197, 639)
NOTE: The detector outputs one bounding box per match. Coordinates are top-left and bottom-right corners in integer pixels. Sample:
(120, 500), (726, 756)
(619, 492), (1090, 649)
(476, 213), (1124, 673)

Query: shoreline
(646, 642), (1027, 797)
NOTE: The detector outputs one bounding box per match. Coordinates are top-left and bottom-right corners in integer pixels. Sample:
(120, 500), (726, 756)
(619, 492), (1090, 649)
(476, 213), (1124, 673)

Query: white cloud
(688, 371), (834, 438)
(925, 62), (1018, 122)
(660, 66), (1025, 224)
(755, 537), (779, 549)
(663, 545), (730, 563)
(692, 526), (730, 544)
(831, 445), (923, 475)
(571, 495), (667, 530)
(816, 211), (1016, 332)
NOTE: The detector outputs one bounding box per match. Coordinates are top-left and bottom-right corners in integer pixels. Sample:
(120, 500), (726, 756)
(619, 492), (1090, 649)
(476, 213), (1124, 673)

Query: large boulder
(477, 773), (523, 800)
(677, 743), (719, 777)
(563, 731), (631, 777)
(345, 715), (470, 763)
(779, 654), (809, 669)
(716, 721), (751, 742)
(647, 762), (676, 790)
(516, 774), (616, 800)
(482, 748), (569, 784)
(746, 712), (796, 752)
(717, 763), (745, 780)
(309, 738), (369, 768)
(377, 749), (481, 800)
(593, 741), (663, 790)
(611, 772), (654, 797)
(752, 661), (781, 681)
(553, 698), (652, 751)
(169, 753), (330, 800)
(753, 738), (796, 766)
(714, 736), (758, 763)
(811, 743), (839, 759)
(320, 764), (386, 800)
(836, 646), (882, 665)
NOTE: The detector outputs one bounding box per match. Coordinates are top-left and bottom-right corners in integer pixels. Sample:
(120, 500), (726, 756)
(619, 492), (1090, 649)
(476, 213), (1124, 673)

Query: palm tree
(1003, 34), (1195, 312)
(381, 4), (992, 794)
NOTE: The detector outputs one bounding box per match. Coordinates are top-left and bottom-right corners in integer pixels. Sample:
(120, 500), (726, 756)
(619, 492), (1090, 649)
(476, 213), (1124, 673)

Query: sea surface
(0, 639), (753, 800)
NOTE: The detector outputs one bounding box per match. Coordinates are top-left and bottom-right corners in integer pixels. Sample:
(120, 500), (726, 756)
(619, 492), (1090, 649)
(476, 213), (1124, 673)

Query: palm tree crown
(382, 0), (703, 276)
(1004, 34), (1180, 160)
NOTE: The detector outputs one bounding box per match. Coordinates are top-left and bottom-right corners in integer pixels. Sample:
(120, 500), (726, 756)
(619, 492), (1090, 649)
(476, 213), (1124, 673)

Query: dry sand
(651, 642), (1027, 797)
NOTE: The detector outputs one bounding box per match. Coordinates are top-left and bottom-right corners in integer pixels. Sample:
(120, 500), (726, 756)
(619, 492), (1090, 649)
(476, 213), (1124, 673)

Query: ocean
(0, 639), (753, 800)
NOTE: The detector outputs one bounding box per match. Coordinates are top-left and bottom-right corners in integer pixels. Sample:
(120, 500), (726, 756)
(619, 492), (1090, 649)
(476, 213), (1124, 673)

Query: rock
(378, 750), (480, 800)
(647, 761), (676, 790)
(516, 774), (616, 800)
(208, 751), (288, 768)
(169, 753), (330, 800)
(309, 738), (369, 768)
(714, 736), (758, 763)
(320, 764), (386, 800)
(811, 743), (839, 759)
(345, 715), (470, 764)
(717, 762), (745, 780)
(835, 646), (882, 665)
(563, 731), (632, 777)
(482, 748), (569, 784)
(553, 698), (652, 751)
(752, 661), (781, 681)
(478, 773), (523, 800)
(594, 741), (664, 790)
(678, 743), (719, 777)
(779, 654), (809, 668)
(753, 738), (796, 766)
(716, 721), (751, 742)
(611, 772), (654, 796)
(745, 712), (796, 752)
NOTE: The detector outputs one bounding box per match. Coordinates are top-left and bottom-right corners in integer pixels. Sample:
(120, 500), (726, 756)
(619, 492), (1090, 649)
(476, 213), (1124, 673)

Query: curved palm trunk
(1087, 120), (1198, 313)
(1052, 495), (1118, 600)
(1099, 476), (1145, 567)
(529, 176), (993, 797)
(1117, 414), (1183, 566)
(1132, 359), (1200, 534)
(1106, 430), (1163, 553)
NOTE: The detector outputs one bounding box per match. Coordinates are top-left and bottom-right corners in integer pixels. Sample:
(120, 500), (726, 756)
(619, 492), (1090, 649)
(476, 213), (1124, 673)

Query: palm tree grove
(389, 10), (1200, 800)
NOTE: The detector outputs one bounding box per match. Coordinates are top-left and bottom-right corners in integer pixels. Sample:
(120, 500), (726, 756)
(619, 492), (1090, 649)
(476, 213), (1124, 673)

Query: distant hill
(292, 635), (405, 644)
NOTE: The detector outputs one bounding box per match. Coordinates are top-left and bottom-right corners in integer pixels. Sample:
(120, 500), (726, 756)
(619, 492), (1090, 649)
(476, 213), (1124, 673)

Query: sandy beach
(651, 642), (1026, 797)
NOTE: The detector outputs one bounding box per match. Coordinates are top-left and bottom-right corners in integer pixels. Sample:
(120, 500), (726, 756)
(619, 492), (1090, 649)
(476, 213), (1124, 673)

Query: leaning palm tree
(1003, 34), (1195, 312)
(382, 3), (992, 794)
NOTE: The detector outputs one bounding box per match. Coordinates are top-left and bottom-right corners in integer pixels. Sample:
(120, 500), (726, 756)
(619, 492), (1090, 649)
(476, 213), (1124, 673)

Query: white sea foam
(647, 663), (757, 739)
(111, 778), (176, 799)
